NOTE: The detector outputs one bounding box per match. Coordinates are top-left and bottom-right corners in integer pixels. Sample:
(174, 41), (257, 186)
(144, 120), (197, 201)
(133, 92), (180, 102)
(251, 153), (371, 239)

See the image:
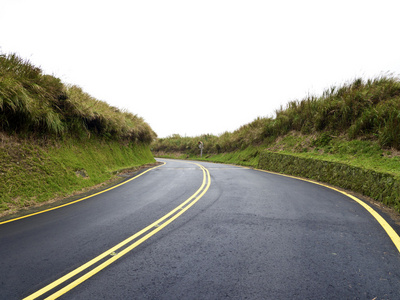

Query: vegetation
(0, 53), (156, 142)
(153, 75), (400, 154)
(152, 76), (400, 212)
(258, 151), (400, 212)
(0, 53), (156, 216)
(0, 135), (155, 215)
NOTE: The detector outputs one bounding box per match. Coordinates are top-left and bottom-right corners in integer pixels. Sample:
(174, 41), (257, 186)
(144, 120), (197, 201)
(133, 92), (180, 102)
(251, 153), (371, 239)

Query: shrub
(0, 53), (156, 143)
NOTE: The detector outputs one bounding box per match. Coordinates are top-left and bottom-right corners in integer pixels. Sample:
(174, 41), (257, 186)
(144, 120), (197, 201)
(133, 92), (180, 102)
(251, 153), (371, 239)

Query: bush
(0, 53), (156, 143)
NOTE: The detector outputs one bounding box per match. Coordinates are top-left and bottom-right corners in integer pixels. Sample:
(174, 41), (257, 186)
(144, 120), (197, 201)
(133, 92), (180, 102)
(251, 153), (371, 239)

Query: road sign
(198, 141), (203, 157)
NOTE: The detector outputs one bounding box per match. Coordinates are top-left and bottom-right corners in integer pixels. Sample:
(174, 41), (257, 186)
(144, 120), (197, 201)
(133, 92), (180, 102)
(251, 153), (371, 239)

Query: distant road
(1, 159), (399, 299)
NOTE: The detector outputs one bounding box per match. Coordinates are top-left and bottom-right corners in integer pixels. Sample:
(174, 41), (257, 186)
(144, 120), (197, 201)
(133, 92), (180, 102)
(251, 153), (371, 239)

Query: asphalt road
(1, 159), (400, 299)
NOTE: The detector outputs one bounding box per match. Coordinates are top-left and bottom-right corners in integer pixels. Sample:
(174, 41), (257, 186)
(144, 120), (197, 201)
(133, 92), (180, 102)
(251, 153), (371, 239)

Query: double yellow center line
(24, 162), (211, 300)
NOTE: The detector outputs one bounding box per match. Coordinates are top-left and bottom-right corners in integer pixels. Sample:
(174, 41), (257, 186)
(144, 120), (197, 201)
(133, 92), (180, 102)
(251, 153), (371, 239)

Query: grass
(153, 75), (400, 153)
(0, 134), (155, 215)
(268, 133), (400, 178)
(198, 147), (259, 167)
(258, 150), (400, 211)
(0, 53), (156, 143)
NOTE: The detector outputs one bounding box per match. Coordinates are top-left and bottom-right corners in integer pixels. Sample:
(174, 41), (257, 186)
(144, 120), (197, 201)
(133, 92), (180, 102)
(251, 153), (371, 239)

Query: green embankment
(0, 53), (156, 215)
(258, 151), (400, 211)
(0, 136), (155, 214)
(152, 76), (400, 213)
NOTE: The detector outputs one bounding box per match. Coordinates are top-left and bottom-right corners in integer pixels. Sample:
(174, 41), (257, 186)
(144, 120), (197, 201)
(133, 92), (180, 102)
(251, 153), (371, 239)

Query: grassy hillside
(0, 53), (156, 142)
(0, 135), (155, 215)
(152, 76), (400, 212)
(153, 76), (400, 155)
(0, 53), (156, 215)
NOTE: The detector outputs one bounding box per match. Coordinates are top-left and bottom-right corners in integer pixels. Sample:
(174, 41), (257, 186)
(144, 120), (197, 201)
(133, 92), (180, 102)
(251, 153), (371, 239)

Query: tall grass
(153, 75), (400, 153)
(0, 53), (156, 143)
(0, 53), (65, 134)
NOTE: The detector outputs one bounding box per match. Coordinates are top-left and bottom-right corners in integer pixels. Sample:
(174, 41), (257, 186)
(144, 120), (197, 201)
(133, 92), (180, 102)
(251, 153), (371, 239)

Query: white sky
(1, 0), (399, 138)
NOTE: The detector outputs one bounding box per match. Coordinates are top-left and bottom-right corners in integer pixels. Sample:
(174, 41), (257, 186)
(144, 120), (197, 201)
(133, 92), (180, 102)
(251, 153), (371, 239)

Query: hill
(154, 76), (400, 154)
(0, 53), (156, 216)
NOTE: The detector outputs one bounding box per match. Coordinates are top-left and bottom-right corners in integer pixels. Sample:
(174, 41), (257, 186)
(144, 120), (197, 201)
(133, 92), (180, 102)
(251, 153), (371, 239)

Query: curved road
(1, 159), (399, 299)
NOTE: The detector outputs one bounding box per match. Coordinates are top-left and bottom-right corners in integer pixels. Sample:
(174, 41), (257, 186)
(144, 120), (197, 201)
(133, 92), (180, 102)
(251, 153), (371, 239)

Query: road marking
(256, 168), (400, 253)
(0, 163), (166, 226)
(24, 161), (211, 300)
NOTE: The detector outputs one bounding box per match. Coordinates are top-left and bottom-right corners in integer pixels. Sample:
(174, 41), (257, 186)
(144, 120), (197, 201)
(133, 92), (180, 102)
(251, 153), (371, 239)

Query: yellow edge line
(256, 168), (400, 253)
(24, 162), (210, 300)
(0, 162), (166, 226)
